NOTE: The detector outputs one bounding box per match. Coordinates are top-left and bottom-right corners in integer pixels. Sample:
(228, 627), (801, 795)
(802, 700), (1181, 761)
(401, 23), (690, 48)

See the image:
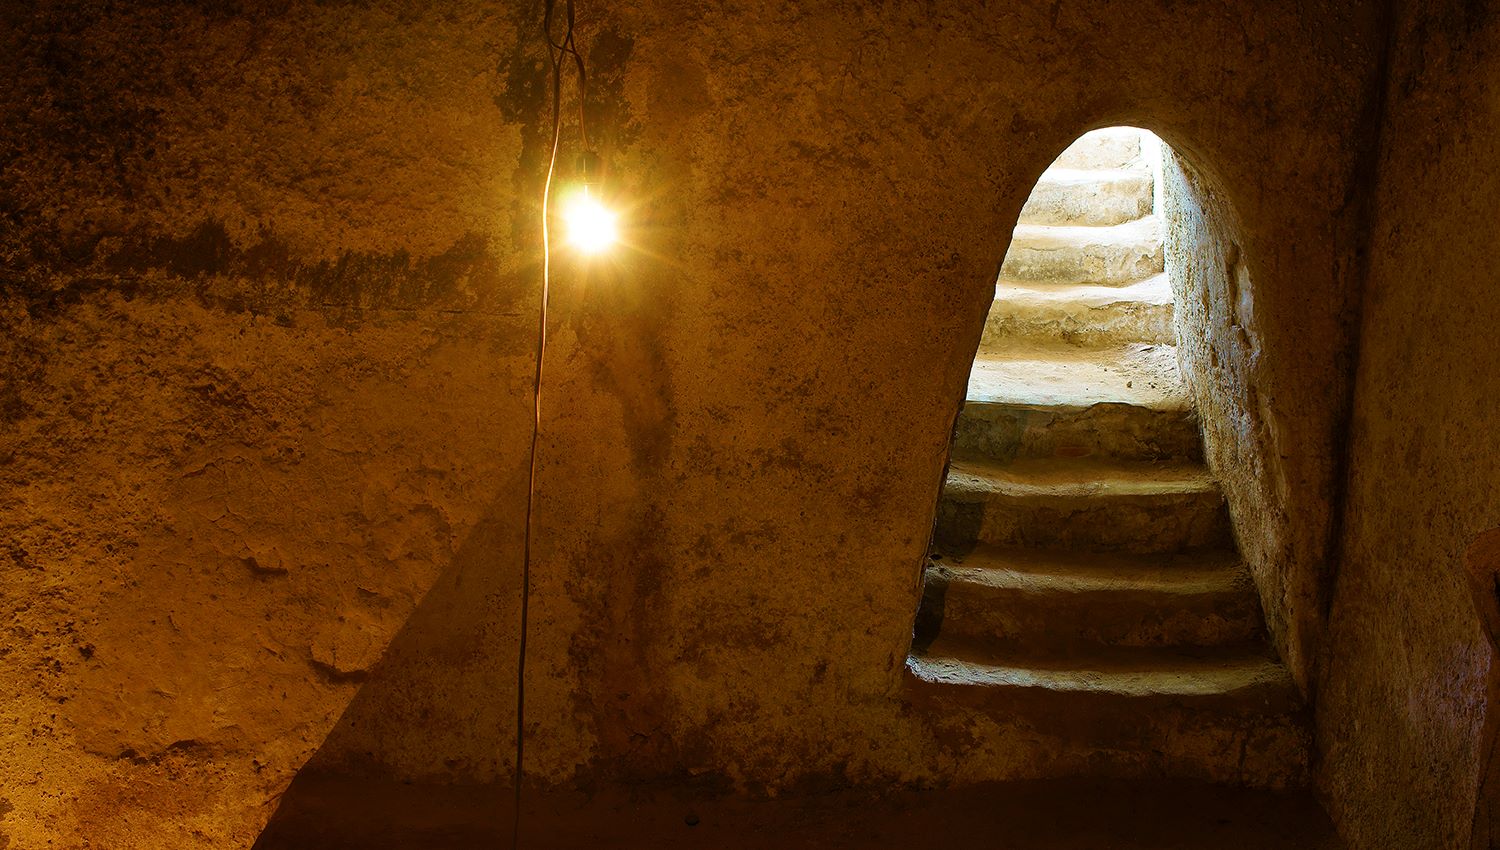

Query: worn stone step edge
(916, 546), (1263, 652)
(1018, 168), (1154, 228)
(966, 343), (1190, 412)
(1000, 219), (1165, 286)
(908, 638), (1297, 707)
(903, 643), (1311, 790)
(958, 343), (1196, 462)
(933, 457), (1231, 554)
(980, 274), (1175, 350)
(954, 399), (1202, 465)
(944, 456), (1218, 498)
(928, 544), (1246, 592)
(1051, 128), (1146, 171)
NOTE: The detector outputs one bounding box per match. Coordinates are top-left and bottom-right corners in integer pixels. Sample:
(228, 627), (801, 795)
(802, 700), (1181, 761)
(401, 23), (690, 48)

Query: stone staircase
(906, 128), (1309, 789)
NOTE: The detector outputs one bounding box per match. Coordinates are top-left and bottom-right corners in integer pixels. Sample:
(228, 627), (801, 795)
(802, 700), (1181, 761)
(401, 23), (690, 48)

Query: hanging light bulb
(562, 151), (617, 255)
(562, 186), (617, 255)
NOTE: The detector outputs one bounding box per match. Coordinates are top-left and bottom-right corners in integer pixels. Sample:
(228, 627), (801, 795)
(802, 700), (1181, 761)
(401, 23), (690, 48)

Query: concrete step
(905, 637), (1309, 789)
(933, 457), (1231, 555)
(1051, 127), (1147, 171)
(1018, 168), (1154, 227)
(914, 546), (1263, 654)
(981, 274), (1175, 350)
(1001, 219), (1164, 286)
(956, 345), (1199, 463)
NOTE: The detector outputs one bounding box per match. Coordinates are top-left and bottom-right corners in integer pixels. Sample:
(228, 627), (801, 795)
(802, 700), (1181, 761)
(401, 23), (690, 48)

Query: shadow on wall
(254, 478), (526, 847)
(253, 123), (1335, 846)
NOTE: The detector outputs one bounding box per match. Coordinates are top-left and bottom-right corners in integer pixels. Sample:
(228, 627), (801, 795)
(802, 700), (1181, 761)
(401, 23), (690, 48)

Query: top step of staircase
(1051, 128), (1148, 171)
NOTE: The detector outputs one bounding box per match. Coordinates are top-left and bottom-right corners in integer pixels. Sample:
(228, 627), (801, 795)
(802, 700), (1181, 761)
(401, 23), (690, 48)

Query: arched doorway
(906, 128), (1307, 788)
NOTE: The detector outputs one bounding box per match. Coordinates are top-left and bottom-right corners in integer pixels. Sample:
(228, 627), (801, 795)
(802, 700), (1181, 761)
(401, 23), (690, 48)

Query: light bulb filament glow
(562, 189), (618, 255)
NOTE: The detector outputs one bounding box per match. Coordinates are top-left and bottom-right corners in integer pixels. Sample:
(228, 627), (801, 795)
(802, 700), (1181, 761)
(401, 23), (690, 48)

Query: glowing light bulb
(562, 189), (617, 255)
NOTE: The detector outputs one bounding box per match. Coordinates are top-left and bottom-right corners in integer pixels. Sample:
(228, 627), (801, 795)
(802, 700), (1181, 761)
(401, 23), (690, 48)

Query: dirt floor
(254, 776), (1343, 849)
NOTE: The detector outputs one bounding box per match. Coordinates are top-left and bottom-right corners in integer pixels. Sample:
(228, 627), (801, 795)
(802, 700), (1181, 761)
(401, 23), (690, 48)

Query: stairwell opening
(904, 127), (1309, 788)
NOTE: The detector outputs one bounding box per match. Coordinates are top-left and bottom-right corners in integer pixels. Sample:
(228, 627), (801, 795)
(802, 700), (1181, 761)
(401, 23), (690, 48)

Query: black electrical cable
(515, 1), (587, 847)
(543, 0), (588, 149)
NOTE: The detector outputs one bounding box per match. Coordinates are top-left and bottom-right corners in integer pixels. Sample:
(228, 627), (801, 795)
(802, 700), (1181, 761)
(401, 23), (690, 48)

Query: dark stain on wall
(7, 221), (523, 315)
(6, 11), (164, 200)
(584, 26), (641, 162)
(496, 18), (551, 254)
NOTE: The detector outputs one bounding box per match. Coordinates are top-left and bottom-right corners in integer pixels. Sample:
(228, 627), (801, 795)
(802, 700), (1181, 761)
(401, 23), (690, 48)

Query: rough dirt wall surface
(1159, 149), (1343, 695)
(1317, 2), (1500, 848)
(526, 0), (1382, 790)
(0, 1), (1382, 847)
(0, 5), (537, 847)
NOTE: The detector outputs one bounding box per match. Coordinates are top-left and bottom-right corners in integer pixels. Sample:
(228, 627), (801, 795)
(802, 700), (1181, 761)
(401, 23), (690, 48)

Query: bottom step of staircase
(904, 637), (1309, 789)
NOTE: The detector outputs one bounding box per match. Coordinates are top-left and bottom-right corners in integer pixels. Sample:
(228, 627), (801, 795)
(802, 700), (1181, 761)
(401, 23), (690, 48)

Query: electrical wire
(543, 0), (588, 150)
(515, 1), (587, 847)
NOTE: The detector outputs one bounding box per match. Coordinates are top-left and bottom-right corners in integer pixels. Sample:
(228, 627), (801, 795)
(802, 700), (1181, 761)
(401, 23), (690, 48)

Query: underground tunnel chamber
(905, 127), (1310, 787)
(253, 129), (1324, 848)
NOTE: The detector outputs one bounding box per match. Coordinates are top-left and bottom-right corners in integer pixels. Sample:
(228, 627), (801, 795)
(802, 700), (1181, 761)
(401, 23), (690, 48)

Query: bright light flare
(562, 189), (618, 255)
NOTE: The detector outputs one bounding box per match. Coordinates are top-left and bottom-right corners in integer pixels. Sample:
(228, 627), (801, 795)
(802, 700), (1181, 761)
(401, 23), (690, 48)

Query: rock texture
(0, 1), (1393, 848)
(1159, 138), (1376, 692)
(0, 5), (538, 846)
(1317, 2), (1500, 848)
(910, 130), (1308, 790)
